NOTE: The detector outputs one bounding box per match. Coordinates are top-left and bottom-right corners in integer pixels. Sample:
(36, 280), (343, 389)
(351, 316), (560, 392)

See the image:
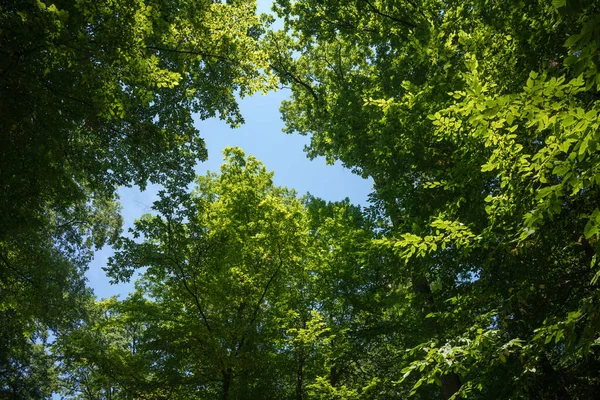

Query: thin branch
(0, 251), (39, 288)
(270, 63), (319, 103)
(39, 80), (95, 108)
(269, 36), (320, 103)
(56, 217), (83, 230)
(362, 0), (417, 28)
(234, 245), (285, 356)
(165, 218), (213, 335)
(405, 0), (429, 21)
(250, 248), (284, 329)
(145, 46), (229, 62)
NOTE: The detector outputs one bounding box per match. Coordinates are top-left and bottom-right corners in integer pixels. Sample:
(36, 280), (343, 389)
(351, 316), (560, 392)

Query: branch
(165, 218), (213, 334)
(269, 36), (320, 103)
(39, 80), (95, 108)
(56, 217), (83, 230)
(362, 0), (417, 28)
(405, 0), (429, 22)
(237, 245), (285, 355)
(0, 251), (39, 288)
(145, 46), (229, 62)
(251, 247), (284, 328)
(270, 63), (319, 103)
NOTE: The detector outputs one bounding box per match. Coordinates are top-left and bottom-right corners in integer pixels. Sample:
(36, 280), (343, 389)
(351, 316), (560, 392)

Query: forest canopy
(2, 0), (600, 399)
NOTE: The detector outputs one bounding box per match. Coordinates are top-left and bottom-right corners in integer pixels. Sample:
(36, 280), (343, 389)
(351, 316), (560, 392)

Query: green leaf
(584, 218), (598, 239)
(565, 34), (580, 48)
(579, 137), (589, 155)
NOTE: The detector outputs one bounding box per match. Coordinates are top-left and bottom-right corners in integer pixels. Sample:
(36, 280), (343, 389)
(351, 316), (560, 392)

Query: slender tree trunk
(296, 352), (304, 400)
(222, 368), (232, 400)
(329, 365), (337, 386)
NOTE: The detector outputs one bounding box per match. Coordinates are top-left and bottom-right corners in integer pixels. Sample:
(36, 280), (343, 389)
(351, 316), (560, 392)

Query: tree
(1, 0), (274, 394)
(268, 0), (600, 397)
(61, 148), (312, 399)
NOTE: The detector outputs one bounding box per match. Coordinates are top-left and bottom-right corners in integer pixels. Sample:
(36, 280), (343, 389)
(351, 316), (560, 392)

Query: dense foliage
(2, 0), (600, 399)
(1, 0), (271, 396)
(267, 0), (600, 398)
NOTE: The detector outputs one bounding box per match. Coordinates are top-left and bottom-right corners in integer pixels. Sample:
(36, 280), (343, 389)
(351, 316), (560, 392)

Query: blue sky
(85, 76), (373, 300)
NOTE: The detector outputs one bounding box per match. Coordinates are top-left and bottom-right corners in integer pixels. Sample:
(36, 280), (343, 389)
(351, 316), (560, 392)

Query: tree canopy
(267, 0), (600, 398)
(1, 0), (272, 395)
(2, 0), (600, 399)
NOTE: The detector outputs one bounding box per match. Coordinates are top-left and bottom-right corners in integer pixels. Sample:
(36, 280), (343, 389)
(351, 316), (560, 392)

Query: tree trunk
(329, 364), (338, 386)
(222, 368), (232, 400)
(296, 352), (304, 400)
